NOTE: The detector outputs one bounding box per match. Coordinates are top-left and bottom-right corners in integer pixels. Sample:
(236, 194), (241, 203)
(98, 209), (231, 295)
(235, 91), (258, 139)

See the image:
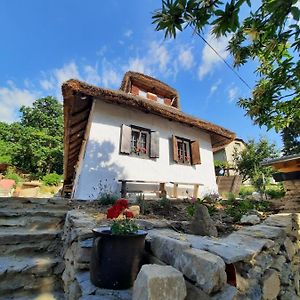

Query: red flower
(124, 210), (134, 218)
(106, 199), (129, 219)
(115, 199), (128, 209)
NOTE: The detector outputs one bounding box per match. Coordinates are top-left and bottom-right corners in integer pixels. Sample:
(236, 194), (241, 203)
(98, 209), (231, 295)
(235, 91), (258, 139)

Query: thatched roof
(62, 78), (236, 189)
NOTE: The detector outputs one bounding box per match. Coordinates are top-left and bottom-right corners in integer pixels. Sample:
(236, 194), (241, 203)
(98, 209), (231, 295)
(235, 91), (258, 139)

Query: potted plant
(90, 199), (147, 290)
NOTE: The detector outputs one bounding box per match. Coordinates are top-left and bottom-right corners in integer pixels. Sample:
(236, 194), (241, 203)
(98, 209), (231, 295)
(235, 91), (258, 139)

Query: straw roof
(62, 77), (236, 187)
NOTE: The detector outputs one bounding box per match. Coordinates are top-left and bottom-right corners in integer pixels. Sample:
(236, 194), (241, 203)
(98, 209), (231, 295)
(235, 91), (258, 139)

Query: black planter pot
(90, 227), (147, 290)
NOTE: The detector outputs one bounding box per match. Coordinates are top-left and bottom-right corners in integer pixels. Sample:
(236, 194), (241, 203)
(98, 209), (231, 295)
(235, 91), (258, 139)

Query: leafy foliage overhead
(153, 0), (300, 132)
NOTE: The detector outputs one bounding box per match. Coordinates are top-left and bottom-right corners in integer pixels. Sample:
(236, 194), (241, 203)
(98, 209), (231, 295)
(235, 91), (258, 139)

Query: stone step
(0, 214), (65, 230)
(0, 208), (67, 218)
(0, 255), (63, 296)
(0, 291), (65, 300)
(0, 228), (62, 245)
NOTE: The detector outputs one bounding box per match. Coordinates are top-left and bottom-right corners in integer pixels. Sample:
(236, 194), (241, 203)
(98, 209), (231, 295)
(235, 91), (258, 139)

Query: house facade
(62, 72), (235, 200)
(213, 138), (246, 176)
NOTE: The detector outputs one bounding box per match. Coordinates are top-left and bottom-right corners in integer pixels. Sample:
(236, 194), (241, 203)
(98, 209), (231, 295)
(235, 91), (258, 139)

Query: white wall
(73, 100), (218, 200)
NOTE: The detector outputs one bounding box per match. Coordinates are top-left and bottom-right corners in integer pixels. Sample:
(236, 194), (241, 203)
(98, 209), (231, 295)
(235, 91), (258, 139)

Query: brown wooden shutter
(150, 131), (159, 158)
(172, 135), (178, 162)
(191, 140), (201, 165)
(120, 124), (131, 154)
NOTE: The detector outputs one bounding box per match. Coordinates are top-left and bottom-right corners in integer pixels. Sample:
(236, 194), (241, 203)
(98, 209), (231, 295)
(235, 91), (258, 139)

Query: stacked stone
(62, 210), (300, 300)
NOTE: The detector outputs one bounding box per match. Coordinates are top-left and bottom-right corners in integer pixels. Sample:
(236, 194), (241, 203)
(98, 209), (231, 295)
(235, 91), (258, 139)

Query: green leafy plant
(42, 173), (62, 186)
(187, 197), (217, 218)
(222, 198), (269, 221)
(153, 0), (300, 132)
(111, 219), (139, 235)
(98, 193), (118, 205)
(4, 167), (23, 184)
(266, 184), (285, 199)
(239, 185), (255, 198)
(159, 195), (172, 209)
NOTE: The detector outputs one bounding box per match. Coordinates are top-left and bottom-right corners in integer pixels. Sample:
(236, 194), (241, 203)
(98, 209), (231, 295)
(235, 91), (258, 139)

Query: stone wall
(61, 210), (300, 300)
(283, 179), (300, 211)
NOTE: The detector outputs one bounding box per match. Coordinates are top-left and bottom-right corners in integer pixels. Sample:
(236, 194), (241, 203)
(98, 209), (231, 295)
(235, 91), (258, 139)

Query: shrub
(266, 184), (285, 199)
(98, 193), (118, 205)
(42, 173), (62, 186)
(223, 198), (269, 222)
(4, 167), (23, 184)
(239, 185), (255, 198)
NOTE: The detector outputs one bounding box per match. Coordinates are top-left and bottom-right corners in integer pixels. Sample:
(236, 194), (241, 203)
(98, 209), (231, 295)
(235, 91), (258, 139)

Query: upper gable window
(120, 124), (159, 159)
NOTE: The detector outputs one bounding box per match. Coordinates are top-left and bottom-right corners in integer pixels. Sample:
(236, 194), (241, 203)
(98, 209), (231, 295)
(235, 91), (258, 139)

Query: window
(172, 135), (201, 165)
(130, 127), (150, 157)
(177, 138), (191, 164)
(120, 124), (160, 159)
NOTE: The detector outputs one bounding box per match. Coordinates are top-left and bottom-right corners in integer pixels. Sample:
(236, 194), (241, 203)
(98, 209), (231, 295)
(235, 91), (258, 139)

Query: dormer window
(121, 72), (180, 109)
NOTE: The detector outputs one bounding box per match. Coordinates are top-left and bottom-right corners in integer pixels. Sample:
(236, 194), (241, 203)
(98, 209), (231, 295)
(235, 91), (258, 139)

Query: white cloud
(40, 79), (54, 91)
(228, 86), (238, 102)
(54, 62), (81, 86)
(198, 33), (230, 80)
(84, 65), (101, 85)
(125, 57), (151, 75)
(149, 41), (170, 73)
(124, 30), (133, 38)
(209, 79), (222, 95)
(178, 48), (194, 70)
(0, 83), (39, 123)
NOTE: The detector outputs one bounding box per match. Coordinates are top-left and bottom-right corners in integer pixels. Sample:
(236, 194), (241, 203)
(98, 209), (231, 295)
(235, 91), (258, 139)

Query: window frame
(176, 136), (192, 165)
(130, 125), (151, 158)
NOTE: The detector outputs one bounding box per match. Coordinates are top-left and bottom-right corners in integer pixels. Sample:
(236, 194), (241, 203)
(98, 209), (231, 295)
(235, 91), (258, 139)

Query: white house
(62, 72), (235, 200)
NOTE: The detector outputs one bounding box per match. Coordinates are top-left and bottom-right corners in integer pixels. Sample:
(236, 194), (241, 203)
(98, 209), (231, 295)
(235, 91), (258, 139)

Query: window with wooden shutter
(120, 124), (132, 154)
(191, 140), (201, 165)
(172, 135), (179, 162)
(150, 131), (159, 158)
(120, 124), (158, 159)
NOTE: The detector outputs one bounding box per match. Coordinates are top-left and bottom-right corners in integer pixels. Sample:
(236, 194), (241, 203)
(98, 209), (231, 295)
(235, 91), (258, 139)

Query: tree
(0, 97), (63, 176)
(233, 138), (279, 196)
(281, 118), (300, 155)
(153, 0), (300, 132)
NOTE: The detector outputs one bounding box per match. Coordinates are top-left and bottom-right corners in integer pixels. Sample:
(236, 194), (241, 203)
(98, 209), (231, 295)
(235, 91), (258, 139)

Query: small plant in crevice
(159, 195), (171, 210)
(186, 195), (218, 218)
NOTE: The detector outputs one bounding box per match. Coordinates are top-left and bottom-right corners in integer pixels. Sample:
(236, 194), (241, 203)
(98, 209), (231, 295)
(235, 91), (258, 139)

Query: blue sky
(0, 0), (282, 148)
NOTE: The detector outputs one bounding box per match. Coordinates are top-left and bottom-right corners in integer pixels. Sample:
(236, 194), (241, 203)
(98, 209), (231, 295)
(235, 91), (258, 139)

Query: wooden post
(159, 183), (167, 197)
(173, 183), (178, 198)
(121, 181), (127, 198)
(193, 184), (199, 198)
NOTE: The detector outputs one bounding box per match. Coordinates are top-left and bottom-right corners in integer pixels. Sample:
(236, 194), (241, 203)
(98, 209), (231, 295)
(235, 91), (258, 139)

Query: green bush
(222, 198), (269, 221)
(4, 167), (23, 184)
(266, 184), (285, 199)
(98, 193), (118, 205)
(42, 173), (62, 186)
(239, 185), (255, 198)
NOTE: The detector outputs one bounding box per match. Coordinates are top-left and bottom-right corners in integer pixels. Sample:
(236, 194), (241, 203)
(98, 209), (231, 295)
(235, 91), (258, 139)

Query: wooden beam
(70, 107), (91, 127)
(70, 120), (87, 136)
(193, 184), (199, 198)
(69, 139), (83, 151)
(173, 183), (178, 198)
(69, 129), (85, 144)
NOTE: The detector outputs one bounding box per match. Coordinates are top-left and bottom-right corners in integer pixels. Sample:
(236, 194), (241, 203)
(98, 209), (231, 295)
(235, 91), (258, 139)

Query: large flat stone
(133, 264), (186, 300)
(148, 229), (274, 264)
(237, 224), (286, 240)
(175, 248), (226, 294)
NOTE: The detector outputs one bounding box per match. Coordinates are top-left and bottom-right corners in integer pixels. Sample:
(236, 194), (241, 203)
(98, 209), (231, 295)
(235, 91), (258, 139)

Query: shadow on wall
(77, 140), (125, 200)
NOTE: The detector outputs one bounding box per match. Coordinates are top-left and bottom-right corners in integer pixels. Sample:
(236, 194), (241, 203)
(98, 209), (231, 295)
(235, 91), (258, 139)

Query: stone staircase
(0, 197), (70, 300)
